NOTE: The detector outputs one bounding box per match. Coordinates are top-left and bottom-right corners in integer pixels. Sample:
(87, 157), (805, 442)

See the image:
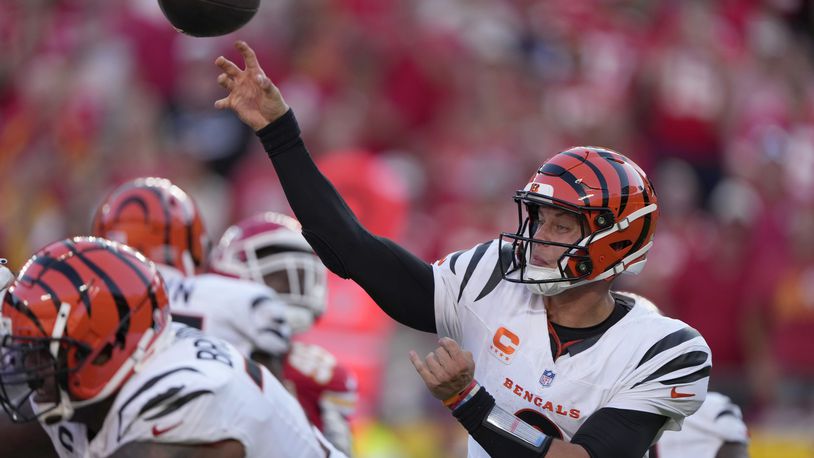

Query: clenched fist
(409, 337), (475, 401)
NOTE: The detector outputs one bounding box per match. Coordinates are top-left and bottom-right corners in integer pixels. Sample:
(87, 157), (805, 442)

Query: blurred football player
(211, 212), (357, 455)
(214, 40), (712, 458)
(91, 177), (292, 370)
(0, 237), (343, 457)
(654, 392), (750, 458)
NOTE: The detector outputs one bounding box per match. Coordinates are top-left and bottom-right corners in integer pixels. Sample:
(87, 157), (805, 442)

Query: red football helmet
(500, 147), (659, 295)
(0, 237), (171, 424)
(91, 177), (209, 276)
(210, 212), (327, 333)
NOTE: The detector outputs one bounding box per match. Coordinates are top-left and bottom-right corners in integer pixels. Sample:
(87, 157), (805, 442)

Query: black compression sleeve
(257, 110), (436, 332)
(453, 388), (553, 458)
(570, 408), (668, 458)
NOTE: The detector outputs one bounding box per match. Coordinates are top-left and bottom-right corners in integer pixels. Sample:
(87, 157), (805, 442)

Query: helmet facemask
(0, 335), (81, 424)
(249, 244), (327, 334)
(215, 232), (327, 334)
(211, 212), (329, 334)
(0, 302), (80, 424)
(500, 194), (595, 296)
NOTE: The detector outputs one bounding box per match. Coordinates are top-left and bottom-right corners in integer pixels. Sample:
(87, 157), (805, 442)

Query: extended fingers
(424, 351), (449, 380)
(214, 96), (230, 110)
(215, 56), (241, 77)
(216, 73), (234, 90)
(409, 350), (439, 386)
(235, 40), (259, 70)
(439, 337), (474, 367)
(434, 345), (454, 368)
(439, 337), (463, 359)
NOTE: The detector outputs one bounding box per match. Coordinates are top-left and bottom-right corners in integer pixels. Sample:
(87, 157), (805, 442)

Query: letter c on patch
(493, 327), (520, 354)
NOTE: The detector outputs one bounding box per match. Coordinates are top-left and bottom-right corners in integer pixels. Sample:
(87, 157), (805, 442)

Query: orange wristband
(443, 380), (479, 410)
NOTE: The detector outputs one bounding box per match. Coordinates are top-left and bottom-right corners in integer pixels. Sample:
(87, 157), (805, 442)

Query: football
(157, 0), (261, 37)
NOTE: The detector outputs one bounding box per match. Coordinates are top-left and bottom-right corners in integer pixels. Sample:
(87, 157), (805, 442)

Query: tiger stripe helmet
(92, 177), (209, 276)
(500, 147), (659, 295)
(0, 237), (171, 424)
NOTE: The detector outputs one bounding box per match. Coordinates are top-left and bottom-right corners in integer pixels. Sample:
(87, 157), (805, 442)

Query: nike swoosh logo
(152, 421), (183, 437)
(670, 387), (695, 399)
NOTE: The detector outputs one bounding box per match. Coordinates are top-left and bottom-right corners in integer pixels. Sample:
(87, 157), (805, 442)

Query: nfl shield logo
(539, 369), (556, 387)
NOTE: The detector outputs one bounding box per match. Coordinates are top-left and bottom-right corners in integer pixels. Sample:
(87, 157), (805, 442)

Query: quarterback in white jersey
(215, 42), (710, 458)
(655, 392), (749, 458)
(0, 238), (343, 458)
(430, 240), (711, 455)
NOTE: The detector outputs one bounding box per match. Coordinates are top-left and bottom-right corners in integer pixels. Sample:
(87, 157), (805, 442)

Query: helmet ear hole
(576, 260), (593, 275)
(91, 343), (115, 366)
(594, 212), (615, 229)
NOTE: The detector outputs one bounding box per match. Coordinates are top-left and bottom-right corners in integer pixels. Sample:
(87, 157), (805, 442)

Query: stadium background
(1, 0), (813, 456)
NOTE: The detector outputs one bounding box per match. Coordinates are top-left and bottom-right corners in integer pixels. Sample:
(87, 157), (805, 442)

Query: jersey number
(515, 409), (563, 440)
(288, 344), (336, 385)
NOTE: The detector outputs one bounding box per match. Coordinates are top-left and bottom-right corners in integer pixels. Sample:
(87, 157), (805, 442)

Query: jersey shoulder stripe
(456, 242), (492, 302)
(436, 239), (511, 305)
(138, 388), (213, 421)
(637, 327), (703, 368)
(657, 365), (711, 386)
(116, 369), (215, 441)
(116, 367), (203, 440)
(632, 351), (710, 388)
(474, 242), (513, 302)
(448, 250), (465, 275)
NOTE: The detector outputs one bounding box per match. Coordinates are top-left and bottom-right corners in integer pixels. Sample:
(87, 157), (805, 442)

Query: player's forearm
(257, 109), (363, 255)
(451, 386), (588, 458)
(257, 110), (436, 332)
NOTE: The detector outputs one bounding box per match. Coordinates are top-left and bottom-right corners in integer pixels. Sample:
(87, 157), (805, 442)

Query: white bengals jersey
(433, 240), (711, 458)
(42, 324), (344, 458)
(157, 265), (290, 357)
(655, 392), (748, 458)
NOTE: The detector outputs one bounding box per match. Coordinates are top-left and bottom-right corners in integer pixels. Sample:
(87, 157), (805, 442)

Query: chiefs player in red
(211, 212), (357, 455)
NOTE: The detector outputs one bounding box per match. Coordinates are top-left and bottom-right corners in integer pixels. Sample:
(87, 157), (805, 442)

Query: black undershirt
(548, 293), (633, 360)
(257, 110), (668, 457)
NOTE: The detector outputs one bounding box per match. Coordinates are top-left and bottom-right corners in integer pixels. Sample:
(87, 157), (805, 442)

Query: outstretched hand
(409, 337), (475, 401)
(214, 41), (289, 131)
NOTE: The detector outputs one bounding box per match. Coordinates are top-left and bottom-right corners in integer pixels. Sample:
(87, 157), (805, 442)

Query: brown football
(157, 0), (261, 37)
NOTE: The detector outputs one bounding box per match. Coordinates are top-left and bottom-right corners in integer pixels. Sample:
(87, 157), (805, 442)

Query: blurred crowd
(2, 0), (814, 456)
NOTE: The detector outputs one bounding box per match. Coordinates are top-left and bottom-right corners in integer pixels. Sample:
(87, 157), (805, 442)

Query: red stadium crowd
(2, 0), (814, 455)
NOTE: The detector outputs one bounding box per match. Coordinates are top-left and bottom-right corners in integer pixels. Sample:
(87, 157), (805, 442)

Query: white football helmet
(211, 213), (327, 333)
